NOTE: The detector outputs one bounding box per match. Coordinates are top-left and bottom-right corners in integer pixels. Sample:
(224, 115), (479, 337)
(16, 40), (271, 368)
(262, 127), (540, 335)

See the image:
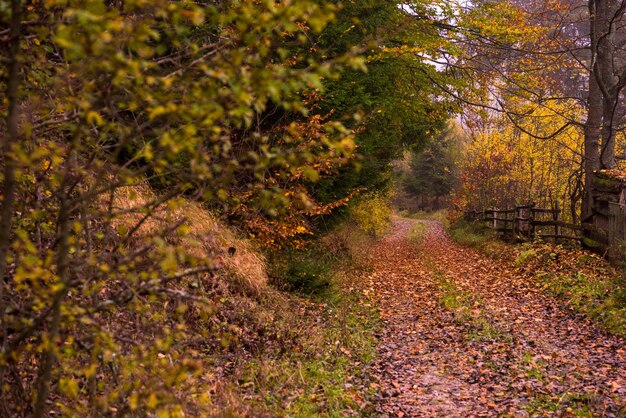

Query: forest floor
(365, 218), (626, 417)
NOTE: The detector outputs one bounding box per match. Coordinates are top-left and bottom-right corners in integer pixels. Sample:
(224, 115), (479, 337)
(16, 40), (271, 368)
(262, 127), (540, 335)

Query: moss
(526, 393), (599, 417)
(581, 237), (603, 249)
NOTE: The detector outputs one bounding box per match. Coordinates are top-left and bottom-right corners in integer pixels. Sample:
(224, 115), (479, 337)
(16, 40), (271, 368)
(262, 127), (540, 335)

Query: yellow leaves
(149, 103), (178, 120)
(160, 249), (179, 274)
(116, 224), (128, 237)
(59, 378), (79, 398)
(147, 392), (159, 409)
(86, 110), (104, 126)
(349, 193), (392, 236)
(72, 221), (83, 234)
(4, 0), (367, 412)
(217, 189), (229, 201)
(461, 1), (542, 42)
(161, 77), (174, 89)
(459, 99), (584, 210)
(83, 363), (98, 379)
(149, 106), (168, 120)
(179, 8), (205, 26)
(129, 393), (140, 410)
(302, 166), (319, 182)
(339, 136), (356, 154)
(295, 225), (310, 234)
(100, 31), (113, 44)
(367, 45), (427, 63)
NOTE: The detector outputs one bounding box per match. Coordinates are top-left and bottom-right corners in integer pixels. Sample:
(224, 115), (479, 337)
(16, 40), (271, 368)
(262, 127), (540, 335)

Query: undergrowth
(268, 247), (337, 300)
(77, 189), (382, 416)
(447, 220), (512, 259)
(407, 222), (427, 244)
(515, 245), (626, 335)
(449, 219), (626, 336)
(400, 209), (449, 227)
(349, 193), (393, 236)
(237, 285), (380, 416)
(237, 223), (382, 416)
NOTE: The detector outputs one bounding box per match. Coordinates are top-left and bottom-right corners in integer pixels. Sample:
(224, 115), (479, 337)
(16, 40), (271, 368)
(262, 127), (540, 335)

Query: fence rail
(464, 204), (581, 243)
(464, 173), (626, 262)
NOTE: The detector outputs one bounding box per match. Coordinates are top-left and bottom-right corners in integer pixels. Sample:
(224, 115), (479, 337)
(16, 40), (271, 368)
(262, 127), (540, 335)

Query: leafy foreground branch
(0, 1), (382, 415)
(0, 179), (381, 415)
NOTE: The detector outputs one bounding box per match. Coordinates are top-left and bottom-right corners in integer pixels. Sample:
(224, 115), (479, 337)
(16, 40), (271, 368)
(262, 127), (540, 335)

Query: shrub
(515, 247), (538, 266)
(268, 248), (336, 298)
(348, 193), (392, 236)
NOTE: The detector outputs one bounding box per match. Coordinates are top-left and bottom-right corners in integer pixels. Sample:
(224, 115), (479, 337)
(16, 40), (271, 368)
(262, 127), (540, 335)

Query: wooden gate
(608, 202), (626, 261)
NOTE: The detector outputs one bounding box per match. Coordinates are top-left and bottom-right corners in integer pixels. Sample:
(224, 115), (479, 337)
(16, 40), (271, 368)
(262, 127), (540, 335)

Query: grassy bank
(446, 219), (626, 337)
(514, 244), (626, 335)
(26, 182), (384, 416)
(209, 222), (382, 416)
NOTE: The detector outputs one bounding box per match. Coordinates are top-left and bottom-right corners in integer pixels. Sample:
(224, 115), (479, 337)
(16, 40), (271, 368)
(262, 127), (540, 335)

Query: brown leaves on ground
(364, 219), (626, 417)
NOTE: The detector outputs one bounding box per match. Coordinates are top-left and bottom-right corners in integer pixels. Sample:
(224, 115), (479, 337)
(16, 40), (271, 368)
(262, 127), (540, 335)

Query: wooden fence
(603, 202), (626, 260)
(464, 204), (582, 243)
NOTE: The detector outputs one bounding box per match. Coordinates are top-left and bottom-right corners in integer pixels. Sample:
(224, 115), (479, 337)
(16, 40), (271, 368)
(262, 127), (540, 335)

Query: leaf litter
(363, 219), (626, 417)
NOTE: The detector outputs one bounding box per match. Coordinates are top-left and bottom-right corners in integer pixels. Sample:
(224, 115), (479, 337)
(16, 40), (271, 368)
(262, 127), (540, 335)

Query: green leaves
(1, 0), (362, 414)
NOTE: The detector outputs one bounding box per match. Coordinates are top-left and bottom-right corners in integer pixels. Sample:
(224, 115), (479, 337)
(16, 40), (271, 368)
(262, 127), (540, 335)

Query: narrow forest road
(367, 219), (626, 417)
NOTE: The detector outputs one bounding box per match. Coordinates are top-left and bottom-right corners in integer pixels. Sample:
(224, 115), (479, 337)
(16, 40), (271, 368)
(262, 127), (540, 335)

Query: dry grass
(319, 221), (377, 271)
(92, 183), (380, 415)
(111, 183), (267, 295)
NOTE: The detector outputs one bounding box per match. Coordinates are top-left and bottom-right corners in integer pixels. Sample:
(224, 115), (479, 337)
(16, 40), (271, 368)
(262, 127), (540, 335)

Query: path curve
(367, 219), (626, 417)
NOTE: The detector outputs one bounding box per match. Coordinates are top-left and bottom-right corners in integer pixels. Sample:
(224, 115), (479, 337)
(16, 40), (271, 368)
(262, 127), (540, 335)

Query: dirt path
(367, 219), (626, 417)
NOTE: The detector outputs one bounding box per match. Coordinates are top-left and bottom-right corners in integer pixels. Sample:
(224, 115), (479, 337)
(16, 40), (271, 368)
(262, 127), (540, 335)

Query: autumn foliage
(3, 0), (625, 416)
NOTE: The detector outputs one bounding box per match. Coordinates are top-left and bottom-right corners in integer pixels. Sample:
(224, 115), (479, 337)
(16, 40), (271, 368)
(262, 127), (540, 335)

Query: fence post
(513, 205), (518, 239)
(508, 205), (514, 240)
(530, 203), (536, 239)
(517, 205), (530, 240)
(554, 201), (560, 241)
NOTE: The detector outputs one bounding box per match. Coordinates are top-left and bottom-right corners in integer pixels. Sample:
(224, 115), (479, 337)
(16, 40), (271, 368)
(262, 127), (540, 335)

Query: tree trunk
(582, 75), (602, 221)
(590, 0), (625, 169)
(600, 94), (618, 169)
(0, 0), (22, 392)
(33, 198), (72, 418)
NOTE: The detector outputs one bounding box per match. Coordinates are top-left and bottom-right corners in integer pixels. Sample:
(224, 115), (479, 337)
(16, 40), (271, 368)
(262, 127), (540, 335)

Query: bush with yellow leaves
(349, 193), (393, 236)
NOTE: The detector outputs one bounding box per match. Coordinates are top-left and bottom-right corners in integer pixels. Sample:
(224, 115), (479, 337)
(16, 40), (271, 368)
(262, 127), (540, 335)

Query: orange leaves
(242, 189), (360, 249)
(370, 219), (626, 416)
(245, 214), (312, 248)
(306, 188), (363, 217)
